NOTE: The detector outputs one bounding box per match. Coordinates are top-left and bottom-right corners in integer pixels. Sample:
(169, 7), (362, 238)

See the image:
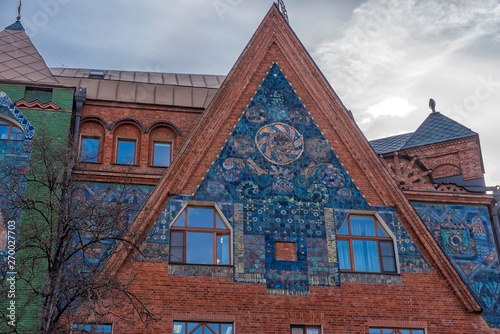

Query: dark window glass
(117, 139), (136, 164)
(153, 142), (171, 166)
(337, 215), (397, 273)
(81, 137), (100, 162)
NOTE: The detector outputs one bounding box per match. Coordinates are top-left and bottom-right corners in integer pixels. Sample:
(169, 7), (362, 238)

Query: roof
(370, 132), (413, 154)
(51, 68), (225, 108)
(402, 111), (477, 149)
(369, 112), (477, 154)
(0, 21), (58, 84)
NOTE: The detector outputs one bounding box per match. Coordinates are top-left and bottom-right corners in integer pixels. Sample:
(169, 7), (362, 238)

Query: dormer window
(0, 119), (22, 140)
(337, 214), (397, 273)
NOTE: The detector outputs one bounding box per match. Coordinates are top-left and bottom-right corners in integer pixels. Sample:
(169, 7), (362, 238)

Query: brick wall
(104, 260), (493, 334)
(76, 101), (203, 185)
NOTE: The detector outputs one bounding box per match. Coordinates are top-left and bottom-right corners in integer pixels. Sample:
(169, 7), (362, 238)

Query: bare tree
(0, 126), (156, 334)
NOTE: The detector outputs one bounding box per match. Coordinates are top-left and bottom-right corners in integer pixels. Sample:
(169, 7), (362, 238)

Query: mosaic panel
(413, 203), (500, 328)
(74, 182), (152, 266)
(0, 92), (33, 273)
(142, 63), (429, 294)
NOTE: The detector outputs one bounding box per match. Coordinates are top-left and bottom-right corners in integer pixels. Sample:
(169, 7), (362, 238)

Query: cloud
(366, 97), (417, 118)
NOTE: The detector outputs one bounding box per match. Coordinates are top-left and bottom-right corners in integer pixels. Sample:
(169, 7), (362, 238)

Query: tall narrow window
(170, 206), (231, 265)
(80, 137), (100, 162)
(117, 139), (136, 164)
(0, 119), (22, 140)
(174, 321), (233, 334)
(337, 214), (397, 273)
(152, 142), (171, 167)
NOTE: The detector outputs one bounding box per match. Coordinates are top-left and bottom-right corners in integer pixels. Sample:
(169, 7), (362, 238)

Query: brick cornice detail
(405, 190), (495, 206)
(15, 98), (61, 111)
(102, 5), (481, 313)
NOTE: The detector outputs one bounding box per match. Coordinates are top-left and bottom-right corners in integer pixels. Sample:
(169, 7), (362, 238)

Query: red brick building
(2, 4), (499, 334)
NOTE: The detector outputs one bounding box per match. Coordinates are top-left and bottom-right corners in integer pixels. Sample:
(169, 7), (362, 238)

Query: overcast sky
(1, 0), (499, 185)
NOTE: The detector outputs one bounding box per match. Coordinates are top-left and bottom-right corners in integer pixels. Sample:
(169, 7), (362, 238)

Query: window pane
(383, 330), (393, 334)
(291, 329), (304, 334)
(0, 125), (9, 139)
(221, 324), (233, 334)
(369, 330), (381, 334)
(352, 240), (380, 272)
(187, 232), (213, 264)
(117, 140), (135, 164)
(413, 330), (424, 334)
(380, 241), (394, 257)
(170, 231), (184, 247)
(377, 222), (390, 237)
(306, 329), (319, 334)
(350, 216), (376, 236)
(338, 240), (351, 270)
(81, 138), (100, 162)
(188, 208), (214, 228)
(188, 322), (202, 334)
(153, 142), (171, 166)
(215, 214), (225, 229)
(400, 330), (411, 334)
(382, 256), (396, 272)
(217, 234), (230, 265)
(173, 212), (186, 227)
(173, 322), (185, 334)
(170, 247), (184, 262)
(338, 221), (349, 235)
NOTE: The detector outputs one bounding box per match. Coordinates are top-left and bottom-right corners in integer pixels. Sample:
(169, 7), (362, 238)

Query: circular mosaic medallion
(255, 122), (304, 165)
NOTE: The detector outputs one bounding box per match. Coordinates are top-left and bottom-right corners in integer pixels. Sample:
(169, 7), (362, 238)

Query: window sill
(110, 162), (140, 167)
(340, 272), (402, 285)
(167, 263), (233, 278)
(79, 161), (103, 164)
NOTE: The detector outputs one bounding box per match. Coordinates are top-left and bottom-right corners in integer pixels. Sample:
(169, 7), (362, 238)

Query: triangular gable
(193, 62), (369, 211)
(103, 4), (480, 311)
(0, 21), (58, 84)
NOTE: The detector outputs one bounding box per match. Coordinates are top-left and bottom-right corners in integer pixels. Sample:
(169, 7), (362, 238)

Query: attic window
(24, 87), (53, 103)
(89, 70), (105, 79)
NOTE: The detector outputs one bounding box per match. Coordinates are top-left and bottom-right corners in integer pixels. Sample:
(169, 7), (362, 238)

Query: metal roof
(369, 112), (477, 154)
(369, 132), (414, 154)
(50, 68), (226, 108)
(401, 111), (477, 149)
(0, 21), (58, 84)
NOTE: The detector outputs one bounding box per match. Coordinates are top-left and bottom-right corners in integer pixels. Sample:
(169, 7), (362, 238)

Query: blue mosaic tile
(413, 203), (500, 329)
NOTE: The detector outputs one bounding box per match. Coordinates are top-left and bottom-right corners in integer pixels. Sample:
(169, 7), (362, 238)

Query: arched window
(113, 123), (141, 165)
(170, 205), (231, 265)
(149, 125), (176, 167)
(80, 120), (105, 163)
(337, 214), (397, 273)
(0, 119), (22, 140)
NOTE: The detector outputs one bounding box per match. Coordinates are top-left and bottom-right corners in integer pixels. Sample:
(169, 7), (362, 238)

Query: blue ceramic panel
(413, 202), (500, 328)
